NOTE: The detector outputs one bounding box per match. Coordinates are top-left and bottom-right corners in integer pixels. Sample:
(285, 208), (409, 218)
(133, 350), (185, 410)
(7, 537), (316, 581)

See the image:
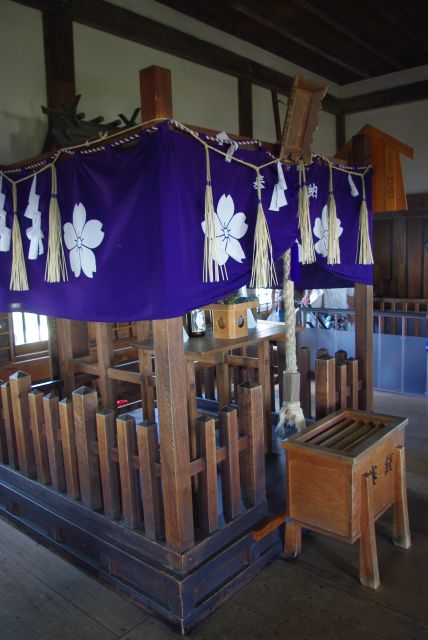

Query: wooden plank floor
(1, 390), (428, 639)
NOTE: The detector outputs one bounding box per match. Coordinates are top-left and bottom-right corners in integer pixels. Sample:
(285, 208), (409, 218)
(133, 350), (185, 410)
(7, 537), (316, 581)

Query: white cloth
(322, 287), (354, 309)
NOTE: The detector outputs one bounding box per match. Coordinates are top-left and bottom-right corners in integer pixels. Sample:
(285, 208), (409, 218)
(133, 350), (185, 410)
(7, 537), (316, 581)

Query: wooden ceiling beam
(292, 0), (404, 72)
(364, 0), (428, 55)
(11, 0), (341, 115)
(342, 79), (428, 114)
(218, 0), (370, 79)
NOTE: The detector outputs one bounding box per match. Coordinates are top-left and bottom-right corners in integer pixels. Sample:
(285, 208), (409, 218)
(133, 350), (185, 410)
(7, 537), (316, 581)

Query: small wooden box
(209, 300), (259, 340)
(282, 409), (411, 588)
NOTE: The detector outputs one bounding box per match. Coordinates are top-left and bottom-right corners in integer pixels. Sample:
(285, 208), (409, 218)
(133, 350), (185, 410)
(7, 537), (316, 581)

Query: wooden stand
(282, 409), (411, 588)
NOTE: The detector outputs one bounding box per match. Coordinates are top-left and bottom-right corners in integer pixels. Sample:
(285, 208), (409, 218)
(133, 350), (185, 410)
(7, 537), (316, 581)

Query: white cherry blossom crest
(201, 194), (248, 266)
(313, 204), (343, 258)
(64, 203), (104, 278)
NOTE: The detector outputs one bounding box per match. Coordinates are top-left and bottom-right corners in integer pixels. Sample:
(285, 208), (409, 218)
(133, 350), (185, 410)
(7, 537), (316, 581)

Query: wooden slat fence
(0, 371), (266, 548)
(298, 347), (361, 420)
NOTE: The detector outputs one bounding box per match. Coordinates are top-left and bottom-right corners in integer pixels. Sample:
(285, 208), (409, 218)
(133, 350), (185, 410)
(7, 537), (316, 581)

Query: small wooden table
(282, 409), (411, 589)
(134, 321), (287, 453)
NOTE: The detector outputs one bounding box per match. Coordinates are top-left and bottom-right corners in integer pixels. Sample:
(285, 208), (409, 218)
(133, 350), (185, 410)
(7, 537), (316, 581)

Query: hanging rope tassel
(356, 172), (374, 265)
(202, 146), (226, 282)
(327, 162), (341, 265)
(250, 170), (277, 288)
(275, 249), (306, 439)
(10, 182), (29, 291)
(45, 164), (68, 283)
(298, 162), (315, 264)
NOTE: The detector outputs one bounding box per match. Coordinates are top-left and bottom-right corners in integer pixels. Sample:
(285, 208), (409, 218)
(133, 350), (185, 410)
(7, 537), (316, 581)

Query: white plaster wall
(313, 110), (337, 157)
(0, 0), (338, 164)
(0, 0), (47, 164)
(73, 23), (239, 134)
(346, 100), (428, 194)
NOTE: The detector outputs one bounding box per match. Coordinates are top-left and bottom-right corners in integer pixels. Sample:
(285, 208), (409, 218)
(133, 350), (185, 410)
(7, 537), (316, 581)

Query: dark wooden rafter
(11, 0), (428, 124)
(153, 0), (366, 83)
(364, 0), (428, 55)
(11, 0), (341, 114)
(342, 79), (428, 114)
(292, 0), (405, 72)
(216, 0), (369, 79)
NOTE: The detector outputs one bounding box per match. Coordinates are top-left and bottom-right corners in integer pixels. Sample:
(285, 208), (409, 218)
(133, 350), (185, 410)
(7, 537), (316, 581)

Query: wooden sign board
(279, 75), (328, 163)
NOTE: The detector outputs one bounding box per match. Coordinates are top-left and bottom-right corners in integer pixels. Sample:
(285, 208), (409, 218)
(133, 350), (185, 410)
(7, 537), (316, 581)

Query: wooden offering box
(282, 409), (411, 589)
(209, 300), (259, 339)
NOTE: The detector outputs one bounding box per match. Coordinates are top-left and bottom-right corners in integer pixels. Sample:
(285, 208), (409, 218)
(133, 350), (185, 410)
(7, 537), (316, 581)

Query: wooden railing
(298, 346), (361, 420)
(374, 298), (428, 336)
(0, 371), (266, 546)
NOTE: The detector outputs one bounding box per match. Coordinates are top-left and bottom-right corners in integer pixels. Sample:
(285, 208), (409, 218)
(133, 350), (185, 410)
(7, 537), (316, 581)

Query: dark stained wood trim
(238, 78), (253, 138)
(42, 11), (75, 110)
(342, 80), (428, 114)
(335, 112), (346, 152)
(271, 91), (282, 143)
(11, 0), (341, 115)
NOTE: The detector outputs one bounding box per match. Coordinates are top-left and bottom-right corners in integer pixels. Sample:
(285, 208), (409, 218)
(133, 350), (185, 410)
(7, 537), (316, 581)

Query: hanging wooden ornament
(250, 170), (277, 288)
(298, 162), (315, 264)
(356, 172), (374, 265)
(45, 164), (68, 283)
(327, 162), (341, 265)
(10, 182), (29, 291)
(202, 145), (226, 282)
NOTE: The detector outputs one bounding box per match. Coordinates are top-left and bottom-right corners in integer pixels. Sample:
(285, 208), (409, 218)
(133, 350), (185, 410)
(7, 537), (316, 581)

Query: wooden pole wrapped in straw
(298, 162), (315, 264)
(10, 182), (29, 291)
(45, 164), (68, 283)
(250, 170), (277, 288)
(275, 249), (306, 437)
(327, 162), (341, 265)
(356, 170), (374, 265)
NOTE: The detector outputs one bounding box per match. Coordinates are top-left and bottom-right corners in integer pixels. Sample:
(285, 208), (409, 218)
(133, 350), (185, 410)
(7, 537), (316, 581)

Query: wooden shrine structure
(0, 66), (375, 633)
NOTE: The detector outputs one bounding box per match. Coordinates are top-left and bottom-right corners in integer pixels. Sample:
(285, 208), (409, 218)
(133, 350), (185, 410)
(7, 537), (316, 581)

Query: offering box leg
(359, 472), (380, 590)
(283, 519), (302, 560)
(393, 445), (412, 549)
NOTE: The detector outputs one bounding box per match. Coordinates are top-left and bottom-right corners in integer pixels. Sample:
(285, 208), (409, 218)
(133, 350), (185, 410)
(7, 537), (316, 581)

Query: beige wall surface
(1, 0), (337, 166)
(0, 0), (426, 193)
(0, 0), (47, 164)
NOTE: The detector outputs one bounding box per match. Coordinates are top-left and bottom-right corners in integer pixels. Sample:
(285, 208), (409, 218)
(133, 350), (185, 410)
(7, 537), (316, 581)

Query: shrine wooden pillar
(352, 135), (373, 411)
(140, 66), (194, 552)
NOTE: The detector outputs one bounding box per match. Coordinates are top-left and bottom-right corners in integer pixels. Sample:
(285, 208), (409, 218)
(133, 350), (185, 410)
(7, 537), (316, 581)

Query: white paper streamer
(0, 176), (11, 252)
(215, 131), (238, 162)
(24, 176), (44, 259)
(269, 161), (288, 211)
(348, 173), (359, 197)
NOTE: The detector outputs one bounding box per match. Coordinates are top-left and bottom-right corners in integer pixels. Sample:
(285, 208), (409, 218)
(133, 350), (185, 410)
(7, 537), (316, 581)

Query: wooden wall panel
(373, 213), (428, 299)
(406, 219), (423, 299)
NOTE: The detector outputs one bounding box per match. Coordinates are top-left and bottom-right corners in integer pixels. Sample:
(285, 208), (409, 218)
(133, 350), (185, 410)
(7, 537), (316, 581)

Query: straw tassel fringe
(10, 182), (29, 291)
(327, 163), (341, 265)
(250, 171), (277, 288)
(356, 174), (374, 265)
(45, 165), (68, 283)
(203, 146), (226, 282)
(298, 163), (315, 264)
